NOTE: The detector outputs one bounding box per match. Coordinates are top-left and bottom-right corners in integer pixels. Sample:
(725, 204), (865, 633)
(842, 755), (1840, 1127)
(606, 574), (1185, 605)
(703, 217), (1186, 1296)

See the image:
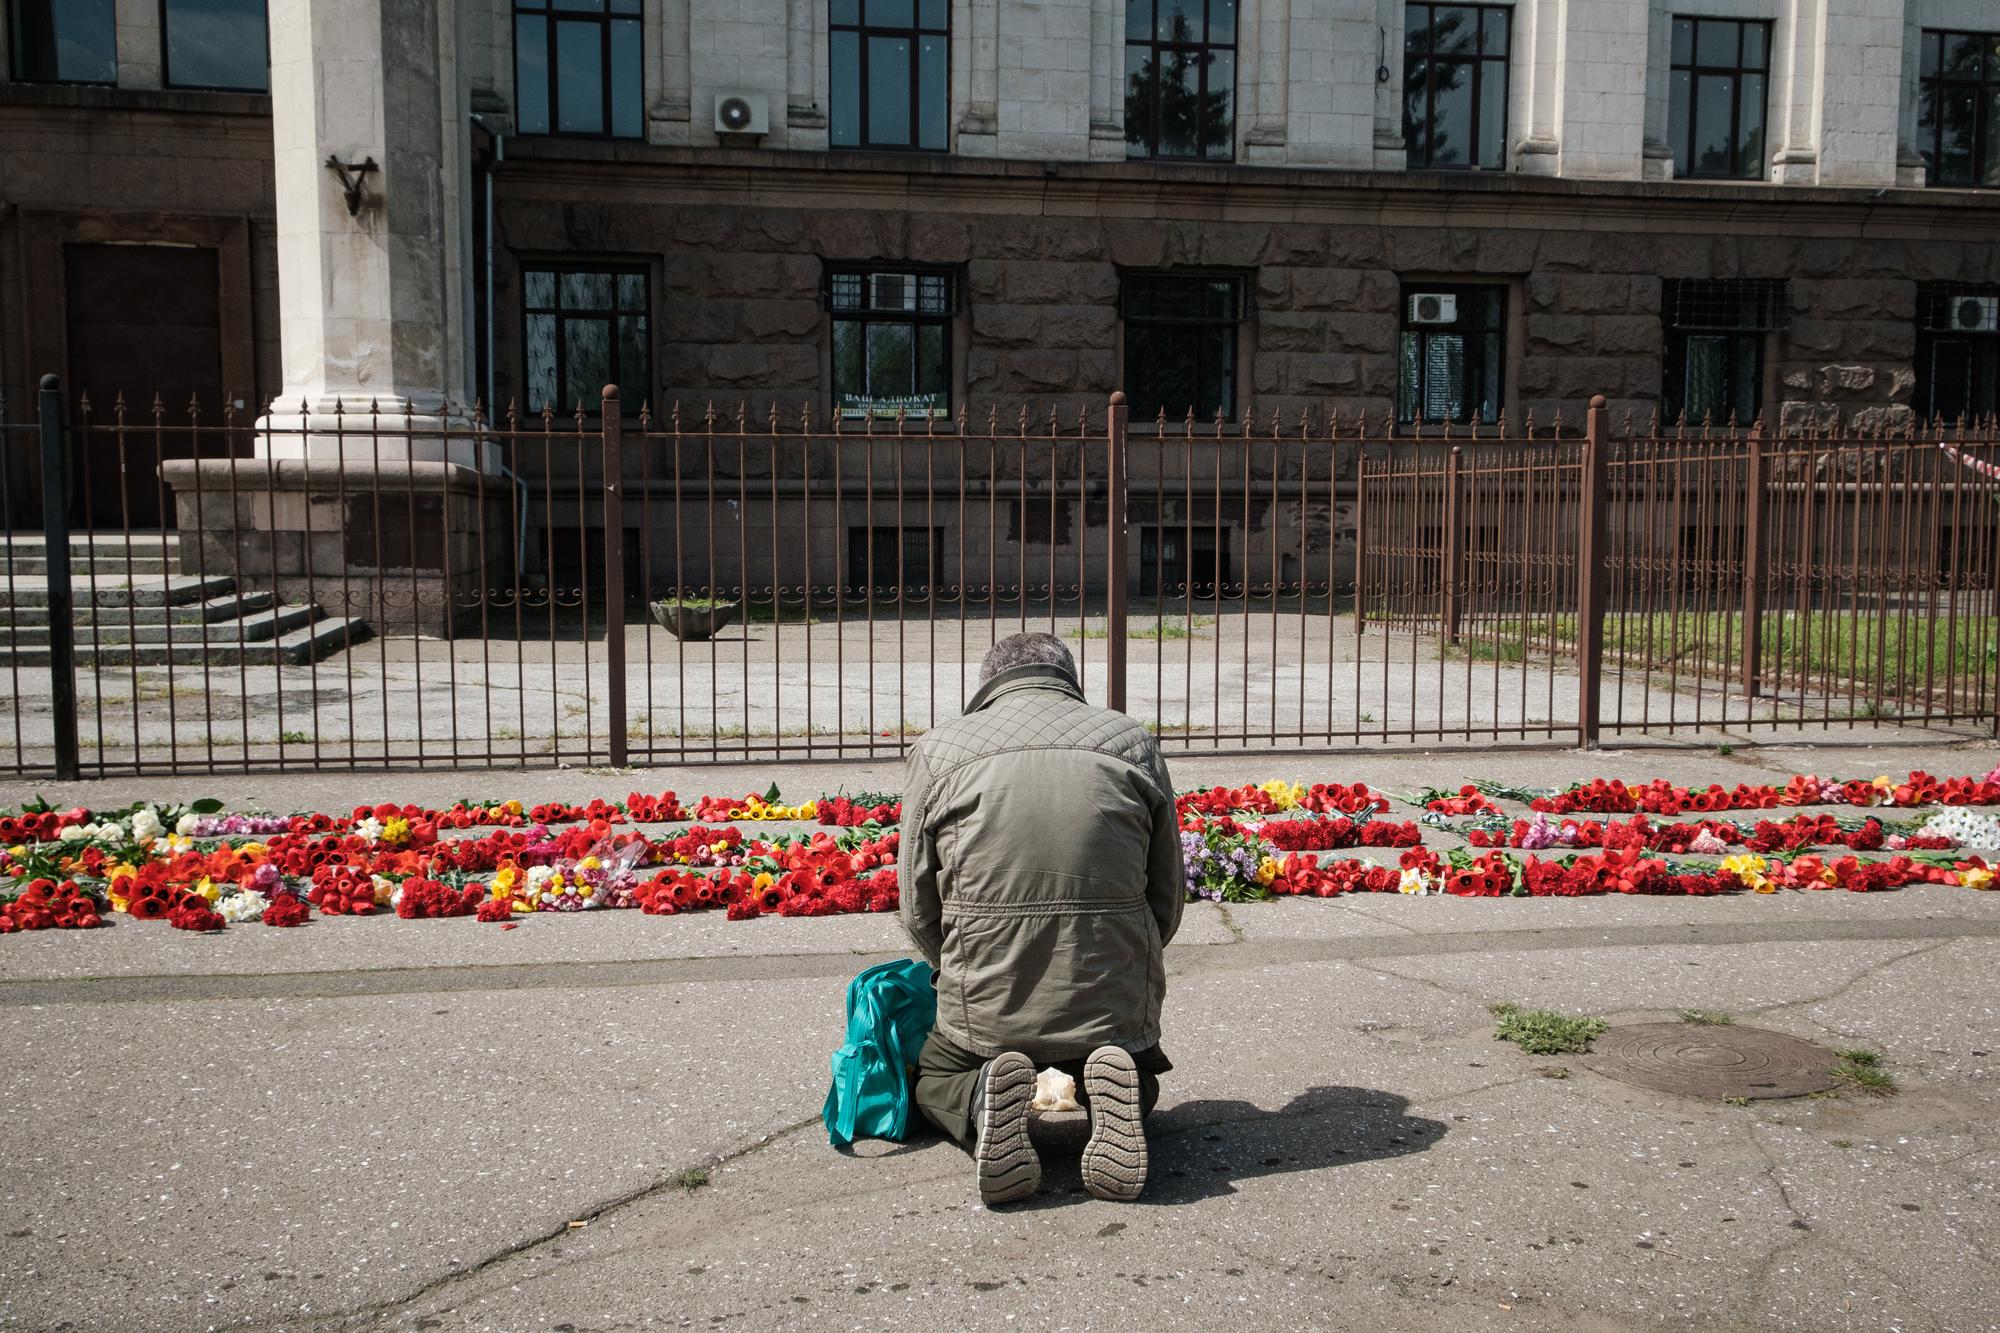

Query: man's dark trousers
(914, 1029), (1173, 1146)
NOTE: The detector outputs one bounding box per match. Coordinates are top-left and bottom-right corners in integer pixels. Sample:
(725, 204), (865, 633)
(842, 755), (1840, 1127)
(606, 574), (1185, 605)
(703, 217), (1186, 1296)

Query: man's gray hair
(979, 631), (1077, 684)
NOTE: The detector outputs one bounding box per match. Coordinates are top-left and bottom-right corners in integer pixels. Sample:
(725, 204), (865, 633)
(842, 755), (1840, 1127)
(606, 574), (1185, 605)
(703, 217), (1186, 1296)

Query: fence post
(1443, 446), (1464, 644)
(601, 384), (628, 767)
(37, 375), (81, 781)
(1105, 391), (1129, 713)
(1740, 420), (1766, 700)
(1353, 460), (1367, 637)
(1574, 395), (1610, 749)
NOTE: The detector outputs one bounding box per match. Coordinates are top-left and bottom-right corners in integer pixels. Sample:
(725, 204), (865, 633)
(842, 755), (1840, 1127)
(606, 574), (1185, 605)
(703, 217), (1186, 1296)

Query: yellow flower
(709, 841), (728, 855)
(504, 800), (524, 815)
(753, 872), (775, 891)
(580, 856), (601, 871)
(107, 862), (137, 882)
(381, 817), (411, 846)
(196, 877), (221, 903)
(1257, 780), (1303, 811)
(6, 845), (22, 858)
(1961, 865), (1996, 891)
(800, 801), (818, 817)
(1397, 866), (1428, 895)
(1256, 856), (1280, 886)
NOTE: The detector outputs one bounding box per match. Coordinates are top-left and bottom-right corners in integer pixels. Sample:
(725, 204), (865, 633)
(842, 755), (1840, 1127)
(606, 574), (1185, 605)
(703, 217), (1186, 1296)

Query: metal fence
(3, 378), (1996, 777)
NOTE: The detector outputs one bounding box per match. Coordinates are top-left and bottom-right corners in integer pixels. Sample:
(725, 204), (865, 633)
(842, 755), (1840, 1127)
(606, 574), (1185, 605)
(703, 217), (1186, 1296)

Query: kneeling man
(898, 632), (1184, 1204)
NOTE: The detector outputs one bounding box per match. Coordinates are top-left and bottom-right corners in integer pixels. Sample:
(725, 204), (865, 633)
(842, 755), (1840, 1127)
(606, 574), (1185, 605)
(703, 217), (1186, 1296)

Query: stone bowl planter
(648, 599), (740, 641)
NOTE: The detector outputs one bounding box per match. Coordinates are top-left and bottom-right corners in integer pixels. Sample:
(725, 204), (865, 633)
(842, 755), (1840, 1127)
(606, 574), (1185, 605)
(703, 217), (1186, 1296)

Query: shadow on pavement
(994, 1085), (1442, 1208)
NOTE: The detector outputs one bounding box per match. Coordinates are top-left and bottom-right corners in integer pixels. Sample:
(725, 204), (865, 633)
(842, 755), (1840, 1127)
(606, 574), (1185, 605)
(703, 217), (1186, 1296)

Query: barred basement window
(1124, 0), (1236, 161)
(8, 0), (116, 83)
(1919, 30), (2000, 189)
(1661, 279), (1787, 426)
(1669, 17), (1770, 180)
(522, 267), (651, 416)
(162, 0), (269, 92)
(827, 268), (955, 419)
(1916, 286), (2000, 423)
(830, 0), (949, 152)
(514, 0), (644, 139)
(1398, 284), (1505, 426)
(1121, 273), (1243, 421)
(1403, 3), (1511, 171)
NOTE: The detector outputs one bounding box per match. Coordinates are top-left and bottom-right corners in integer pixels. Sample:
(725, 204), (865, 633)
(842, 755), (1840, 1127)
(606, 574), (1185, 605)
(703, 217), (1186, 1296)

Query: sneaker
(974, 1051), (1040, 1206)
(1080, 1046), (1147, 1201)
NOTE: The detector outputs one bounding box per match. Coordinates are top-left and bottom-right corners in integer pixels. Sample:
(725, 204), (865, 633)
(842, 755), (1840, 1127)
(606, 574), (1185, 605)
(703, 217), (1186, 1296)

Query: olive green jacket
(897, 665), (1185, 1059)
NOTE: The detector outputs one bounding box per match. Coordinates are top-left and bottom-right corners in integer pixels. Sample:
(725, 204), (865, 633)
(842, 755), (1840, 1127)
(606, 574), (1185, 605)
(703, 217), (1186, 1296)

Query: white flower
(216, 891), (267, 923)
(1397, 866), (1429, 895)
(356, 816), (384, 843)
(176, 813), (200, 836)
(57, 824), (88, 843)
(129, 808), (162, 843)
(1921, 807), (2000, 850)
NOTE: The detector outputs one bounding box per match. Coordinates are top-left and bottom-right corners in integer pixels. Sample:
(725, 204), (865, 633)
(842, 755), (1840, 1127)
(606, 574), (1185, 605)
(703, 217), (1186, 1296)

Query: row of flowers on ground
(5, 765), (1999, 934)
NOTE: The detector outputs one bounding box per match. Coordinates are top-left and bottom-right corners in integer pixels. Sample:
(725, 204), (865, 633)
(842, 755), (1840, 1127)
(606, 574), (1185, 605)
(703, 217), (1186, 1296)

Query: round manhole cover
(1583, 1024), (1841, 1099)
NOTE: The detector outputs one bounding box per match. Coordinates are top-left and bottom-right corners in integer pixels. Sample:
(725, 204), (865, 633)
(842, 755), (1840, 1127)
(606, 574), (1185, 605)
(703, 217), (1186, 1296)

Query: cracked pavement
(3, 742), (1998, 1331)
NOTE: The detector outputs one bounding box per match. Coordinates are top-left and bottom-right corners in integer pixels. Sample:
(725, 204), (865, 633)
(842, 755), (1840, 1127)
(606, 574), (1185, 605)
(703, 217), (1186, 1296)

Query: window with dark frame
(1669, 16), (1769, 180)
(829, 0), (949, 152)
(514, 0), (643, 139)
(1661, 279), (1786, 426)
(826, 267), (956, 419)
(521, 266), (650, 416)
(1403, 3), (1510, 171)
(161, 0), (269, 92)
(1919, 29), (2000, 189)
(1397, 284), (1505, 426)
(8, 0), (117, 83)
(1915, 285), (2000, 424)
(1121, 273), (1244, 421)
(1124, 0), (1236, 161)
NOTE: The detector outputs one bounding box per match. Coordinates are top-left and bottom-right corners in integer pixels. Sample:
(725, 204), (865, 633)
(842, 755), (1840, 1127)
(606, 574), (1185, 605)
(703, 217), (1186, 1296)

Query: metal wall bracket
(325, 156), (379, 216)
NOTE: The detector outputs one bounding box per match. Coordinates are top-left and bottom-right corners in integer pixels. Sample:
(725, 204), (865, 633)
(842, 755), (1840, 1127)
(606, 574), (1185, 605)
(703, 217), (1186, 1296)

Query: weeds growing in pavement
(671, 1167), (710, 1191)
(1833, 1048), (1897, 1095)
(1490, 1003), (1608, 1055)
(1680, 1009), (1735, 1026)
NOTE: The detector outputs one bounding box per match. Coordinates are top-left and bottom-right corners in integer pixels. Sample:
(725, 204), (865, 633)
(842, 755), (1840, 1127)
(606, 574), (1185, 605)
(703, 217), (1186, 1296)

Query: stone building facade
(1, 0), (1997, 588)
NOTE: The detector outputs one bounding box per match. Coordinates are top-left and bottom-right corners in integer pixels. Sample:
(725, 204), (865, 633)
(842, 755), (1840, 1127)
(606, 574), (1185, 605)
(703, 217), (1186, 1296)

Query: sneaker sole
(1081, 1047), (1147, 1201)
(976, 1051), (1040, 1206)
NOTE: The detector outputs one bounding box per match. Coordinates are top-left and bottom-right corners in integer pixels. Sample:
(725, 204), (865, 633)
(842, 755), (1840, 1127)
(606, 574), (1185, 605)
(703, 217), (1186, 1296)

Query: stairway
(0, 533), (371, 668)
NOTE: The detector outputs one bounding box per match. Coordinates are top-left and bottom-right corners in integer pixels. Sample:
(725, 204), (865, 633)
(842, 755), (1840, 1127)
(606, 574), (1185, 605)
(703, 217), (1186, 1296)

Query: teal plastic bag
(823, 958), (937, 1148)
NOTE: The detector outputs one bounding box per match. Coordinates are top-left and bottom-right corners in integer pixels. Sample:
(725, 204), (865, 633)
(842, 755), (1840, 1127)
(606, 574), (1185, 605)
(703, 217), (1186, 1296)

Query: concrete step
(5, 555), (172, 576)
(0, 573), (235, 610)
(0, 591), (277, 633)
(0, 600), (312, 648)
(0, 612), (369, 668)
(0, 531), (179, 548)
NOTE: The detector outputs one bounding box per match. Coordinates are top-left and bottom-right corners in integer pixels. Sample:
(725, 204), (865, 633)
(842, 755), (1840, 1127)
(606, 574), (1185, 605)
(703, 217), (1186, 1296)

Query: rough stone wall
(493, 185), (2000, 435)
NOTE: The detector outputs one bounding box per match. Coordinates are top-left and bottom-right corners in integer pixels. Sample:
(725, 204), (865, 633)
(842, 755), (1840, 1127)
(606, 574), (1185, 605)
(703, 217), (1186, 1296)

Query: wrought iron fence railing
(2, 377), (1995, 777)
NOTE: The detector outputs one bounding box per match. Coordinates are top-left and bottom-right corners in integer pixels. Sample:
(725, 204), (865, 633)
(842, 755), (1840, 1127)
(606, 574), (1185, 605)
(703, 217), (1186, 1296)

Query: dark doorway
(1140, 524), (1229, 597)
(63, 242), (225, 529)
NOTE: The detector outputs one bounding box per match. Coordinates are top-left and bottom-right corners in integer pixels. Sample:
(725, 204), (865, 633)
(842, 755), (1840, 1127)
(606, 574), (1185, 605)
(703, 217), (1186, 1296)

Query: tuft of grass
(1490, 1003), (1608, 1056)
(1070, 615), (1214, 642)
(671, 1166), (710, 1192)
(278, 730), (311, 745)
(1722, 1095), (1751, 1107)
(1717, 743), (1734, 757)
(1831, 1139), (1854, 1149)
(1680, 1009), (1736, 1027)
(1833, 1048), (1897, 1096)
(1536, 1065), (1571, 1079)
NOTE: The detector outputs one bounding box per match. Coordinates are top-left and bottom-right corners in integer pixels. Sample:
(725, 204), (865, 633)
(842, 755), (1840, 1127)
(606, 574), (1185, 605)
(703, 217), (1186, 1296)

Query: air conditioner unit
(869, 272), (917, 311)
(1408, 293), (1458, 325)
(1952, 295), (1999, 333)
(713, 92), (768, 136)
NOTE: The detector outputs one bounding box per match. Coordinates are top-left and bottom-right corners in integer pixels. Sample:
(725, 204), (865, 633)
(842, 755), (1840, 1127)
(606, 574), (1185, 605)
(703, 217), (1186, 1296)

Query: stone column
(259, 0), (481, 462)
(163, 0), (507, 636)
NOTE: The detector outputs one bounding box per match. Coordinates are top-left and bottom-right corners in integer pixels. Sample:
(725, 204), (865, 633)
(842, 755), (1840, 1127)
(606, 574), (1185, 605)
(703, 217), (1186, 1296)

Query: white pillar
(260, 0), (482, 464)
